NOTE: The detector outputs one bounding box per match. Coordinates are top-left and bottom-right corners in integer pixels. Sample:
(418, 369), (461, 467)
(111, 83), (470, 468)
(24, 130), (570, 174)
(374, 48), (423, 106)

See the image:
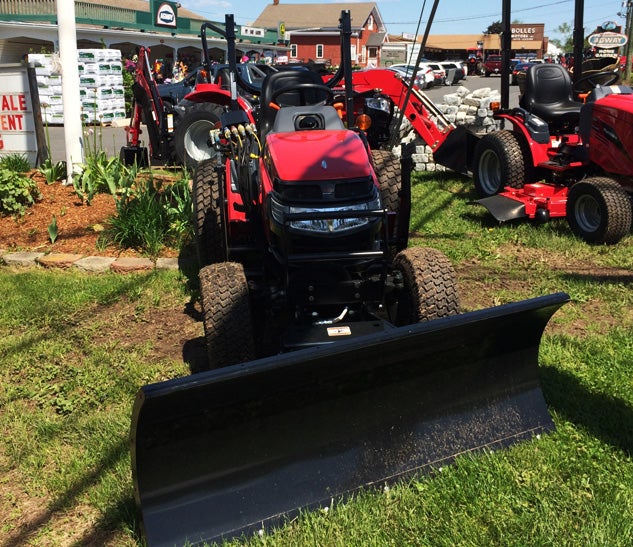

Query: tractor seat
(519, 64), (581, 129)
(259, 70), (331, 135)
(272, 105), (344, 133)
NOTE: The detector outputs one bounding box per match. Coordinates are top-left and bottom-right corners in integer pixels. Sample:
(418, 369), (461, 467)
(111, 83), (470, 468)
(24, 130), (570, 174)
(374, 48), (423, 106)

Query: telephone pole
(624, 0), (633, 81)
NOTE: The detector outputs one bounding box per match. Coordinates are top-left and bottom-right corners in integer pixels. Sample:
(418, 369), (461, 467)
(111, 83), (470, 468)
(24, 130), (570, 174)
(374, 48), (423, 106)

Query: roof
(251, 3), (382, 31)
(386, 33), (544, 52)
(81, 0), (203, 21)
(365, 32), (386, 47)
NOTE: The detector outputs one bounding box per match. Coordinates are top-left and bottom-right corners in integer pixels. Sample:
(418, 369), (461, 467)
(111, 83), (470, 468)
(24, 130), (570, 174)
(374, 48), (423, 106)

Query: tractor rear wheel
(472, 130), (527, 197)
(174, 102), (223, 169)
(566, 177), (632, 244)
(193, 159), (226, 266)
(392, 246), (460, 325)
(199, 262), (255, 369)
(372, 150), (403, 254)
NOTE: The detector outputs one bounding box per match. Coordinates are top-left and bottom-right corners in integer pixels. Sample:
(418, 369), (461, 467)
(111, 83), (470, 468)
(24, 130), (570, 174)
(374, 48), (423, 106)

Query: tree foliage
(484, 21), (503, 34)
(550, 22), (574, 52)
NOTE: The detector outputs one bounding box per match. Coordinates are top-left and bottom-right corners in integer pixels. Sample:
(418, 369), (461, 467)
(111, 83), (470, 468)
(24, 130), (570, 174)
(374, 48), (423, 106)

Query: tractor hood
(265, 130), (372, 182)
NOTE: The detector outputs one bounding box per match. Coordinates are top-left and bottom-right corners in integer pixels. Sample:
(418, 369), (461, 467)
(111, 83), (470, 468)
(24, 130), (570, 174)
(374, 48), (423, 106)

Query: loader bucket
(131, 292), (568, 546)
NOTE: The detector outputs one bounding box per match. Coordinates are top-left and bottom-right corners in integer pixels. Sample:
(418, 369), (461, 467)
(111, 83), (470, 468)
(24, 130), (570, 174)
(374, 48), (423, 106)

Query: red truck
(483, 54), (502, 76)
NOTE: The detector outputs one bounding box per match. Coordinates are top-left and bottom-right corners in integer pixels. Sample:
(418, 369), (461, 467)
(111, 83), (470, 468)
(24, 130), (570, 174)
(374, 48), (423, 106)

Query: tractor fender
(181, 86), (256, 124)
(496, 112), (550, 166)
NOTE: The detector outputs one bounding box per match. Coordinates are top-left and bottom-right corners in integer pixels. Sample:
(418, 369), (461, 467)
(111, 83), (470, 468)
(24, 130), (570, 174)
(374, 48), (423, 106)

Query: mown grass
(0, 171), (631, 545)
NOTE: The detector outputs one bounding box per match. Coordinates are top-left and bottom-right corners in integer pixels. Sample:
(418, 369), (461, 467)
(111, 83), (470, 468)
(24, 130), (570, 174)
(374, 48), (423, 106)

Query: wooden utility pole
(624, 0), (633, 82)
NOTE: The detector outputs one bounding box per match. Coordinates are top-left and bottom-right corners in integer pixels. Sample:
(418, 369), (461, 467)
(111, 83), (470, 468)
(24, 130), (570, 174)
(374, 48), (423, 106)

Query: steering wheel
(270, 83), (334, 107)
(573, 70), (619, 94)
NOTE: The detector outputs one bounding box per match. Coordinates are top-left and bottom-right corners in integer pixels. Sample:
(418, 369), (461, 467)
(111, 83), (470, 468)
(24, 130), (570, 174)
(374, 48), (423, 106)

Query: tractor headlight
(364, 97), (391, 114)
(271, 194), (382, 234)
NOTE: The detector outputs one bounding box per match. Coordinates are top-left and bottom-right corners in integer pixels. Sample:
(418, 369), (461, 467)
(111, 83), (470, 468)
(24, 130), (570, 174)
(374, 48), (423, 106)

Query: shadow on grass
(1, 270), (191, 546)
(560, 271), (633, 285)
(3, 438), (140, 547)
(542, 365), (633, 456)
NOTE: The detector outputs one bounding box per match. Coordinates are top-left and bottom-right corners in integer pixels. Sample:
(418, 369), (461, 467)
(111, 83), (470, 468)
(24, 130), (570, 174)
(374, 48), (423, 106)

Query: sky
(177, 0), (627, 42)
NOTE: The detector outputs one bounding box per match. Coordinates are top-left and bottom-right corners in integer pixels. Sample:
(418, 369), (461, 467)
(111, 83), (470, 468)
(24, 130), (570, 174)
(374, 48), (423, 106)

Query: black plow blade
(131, 292), (569, 546)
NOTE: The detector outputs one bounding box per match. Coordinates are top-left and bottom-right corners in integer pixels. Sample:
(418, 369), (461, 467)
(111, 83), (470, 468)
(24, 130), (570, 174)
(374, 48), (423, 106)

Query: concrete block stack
(29, 49), (125, 125)
(394, 86), (501, 172)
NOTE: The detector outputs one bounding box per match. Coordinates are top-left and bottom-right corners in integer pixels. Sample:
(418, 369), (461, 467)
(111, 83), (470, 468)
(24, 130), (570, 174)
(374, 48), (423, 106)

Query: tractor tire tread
(174, 102), (224, 169)
(372, 149), (403, 257)
(393, 246), (460, 324)
(567, 177), (632, 244)
(473, 130), (526, 197)
(199, 262), (255, 369)
(193, 159), (226, 265)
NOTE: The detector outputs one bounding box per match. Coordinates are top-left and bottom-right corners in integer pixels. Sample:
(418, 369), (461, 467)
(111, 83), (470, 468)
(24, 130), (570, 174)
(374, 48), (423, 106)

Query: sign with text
(152, 0), (178, 28)
(510, 24), (544, 42)
(0, 65), (38, 165)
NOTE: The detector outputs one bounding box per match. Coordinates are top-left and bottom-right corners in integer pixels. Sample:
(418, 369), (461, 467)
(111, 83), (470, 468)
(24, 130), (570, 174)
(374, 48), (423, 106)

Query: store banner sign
(153, 0), (178, 28)
(0, 65), (38, 165)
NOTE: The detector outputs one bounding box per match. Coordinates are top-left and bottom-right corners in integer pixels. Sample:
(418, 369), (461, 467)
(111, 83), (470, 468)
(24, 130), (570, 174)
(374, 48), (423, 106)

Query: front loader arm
(124, 47), (173, 162)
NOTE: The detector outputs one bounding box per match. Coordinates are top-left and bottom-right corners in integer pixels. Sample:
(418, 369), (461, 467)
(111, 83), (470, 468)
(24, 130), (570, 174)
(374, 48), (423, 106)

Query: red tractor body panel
(587, 94), (633, 176)
(264, 130), (373, 183)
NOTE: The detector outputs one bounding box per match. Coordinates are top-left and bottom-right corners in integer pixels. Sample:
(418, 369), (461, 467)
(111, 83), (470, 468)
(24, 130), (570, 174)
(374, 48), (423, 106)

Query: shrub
(0, 168), (41, 216)
(103, 172), (193, 257)
(72, 152), (138, 204)
(0, 154), (31, 173)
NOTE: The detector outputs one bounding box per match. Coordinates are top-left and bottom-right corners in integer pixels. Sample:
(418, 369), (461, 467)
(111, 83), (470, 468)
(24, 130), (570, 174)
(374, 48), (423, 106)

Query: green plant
(103, 174), (193, 257)
(38, 157), (67, 184)
(0, 167), (41, 216)
(48, 215), (58, 243)
(0, 153), (31, 173)
(72, 152), (138, 204)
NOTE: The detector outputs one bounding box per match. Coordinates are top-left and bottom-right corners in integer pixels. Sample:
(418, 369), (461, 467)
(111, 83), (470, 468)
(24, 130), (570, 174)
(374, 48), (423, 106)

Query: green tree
(484, 21), (503, 34)
(550, 22), (574, 52)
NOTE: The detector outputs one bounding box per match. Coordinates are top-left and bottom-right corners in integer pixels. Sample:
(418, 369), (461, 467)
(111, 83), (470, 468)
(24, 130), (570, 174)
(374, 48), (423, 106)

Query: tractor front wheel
(372, 150), (404, 255)
(199, 262), (255, 370)
(174, 102), (224, 169)
(566, 177), (632, 244)
(472, 130), (527, 198)
(193, 159), (227, 266)
(392, 246), (460, 325)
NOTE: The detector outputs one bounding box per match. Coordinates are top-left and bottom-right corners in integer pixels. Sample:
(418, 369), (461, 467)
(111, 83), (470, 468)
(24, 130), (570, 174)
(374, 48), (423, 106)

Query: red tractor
(471, 59), (632, 244)
(192, 12), (460, 366)
(131, 11), (569, 546)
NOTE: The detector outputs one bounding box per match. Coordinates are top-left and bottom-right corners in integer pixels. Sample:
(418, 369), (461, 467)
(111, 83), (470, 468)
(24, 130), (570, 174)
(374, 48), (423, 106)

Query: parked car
(387, 63), (435, 89)
(511, 61), (536, 85)
(483, 54), (502, 76)
(426, 62), (447, 86)
(439, 61), (466, 84)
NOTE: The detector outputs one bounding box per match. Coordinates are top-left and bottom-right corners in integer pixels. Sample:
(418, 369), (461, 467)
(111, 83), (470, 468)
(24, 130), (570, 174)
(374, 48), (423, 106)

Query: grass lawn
(1, 172), (631, 546)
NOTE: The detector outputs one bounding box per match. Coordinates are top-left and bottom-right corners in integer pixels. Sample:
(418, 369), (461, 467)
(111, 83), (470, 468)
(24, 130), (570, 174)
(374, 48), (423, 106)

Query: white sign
(242, 26), (265, 38)
(0, 66), (37, 165)
(588, 32), (628, 48)
(156, 2), (176, 27)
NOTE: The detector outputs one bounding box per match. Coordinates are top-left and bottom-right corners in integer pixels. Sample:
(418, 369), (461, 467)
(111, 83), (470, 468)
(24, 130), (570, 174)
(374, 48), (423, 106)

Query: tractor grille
(274, 177), (374, 203)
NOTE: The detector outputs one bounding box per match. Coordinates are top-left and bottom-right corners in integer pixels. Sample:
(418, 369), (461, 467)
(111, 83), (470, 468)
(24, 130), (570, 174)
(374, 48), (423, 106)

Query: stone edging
(0, 251), (187, 273)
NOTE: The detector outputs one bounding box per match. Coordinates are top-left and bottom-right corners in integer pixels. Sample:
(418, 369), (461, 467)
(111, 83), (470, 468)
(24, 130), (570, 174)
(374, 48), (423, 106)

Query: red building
(252, 1), (386, 67)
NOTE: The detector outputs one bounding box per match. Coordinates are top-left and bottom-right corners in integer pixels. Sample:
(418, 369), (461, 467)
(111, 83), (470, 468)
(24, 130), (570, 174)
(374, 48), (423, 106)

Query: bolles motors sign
(510, 24), (544, 42)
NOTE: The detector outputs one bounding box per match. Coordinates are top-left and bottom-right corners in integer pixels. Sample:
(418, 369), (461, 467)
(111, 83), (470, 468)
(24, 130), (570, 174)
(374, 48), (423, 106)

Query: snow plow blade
(131, 292), (569, 546)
